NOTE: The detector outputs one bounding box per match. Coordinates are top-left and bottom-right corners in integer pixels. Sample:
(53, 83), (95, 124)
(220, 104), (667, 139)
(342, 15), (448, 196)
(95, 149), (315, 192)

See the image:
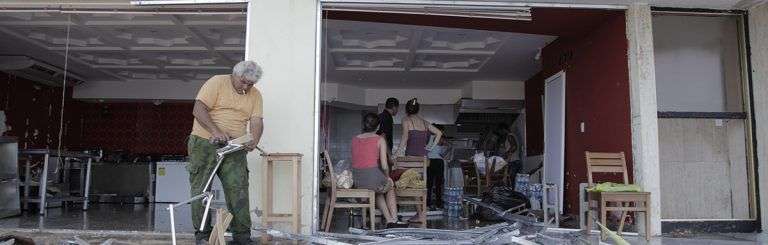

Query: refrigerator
(154, 161), (225, 205)
(0, 137), (20, 218)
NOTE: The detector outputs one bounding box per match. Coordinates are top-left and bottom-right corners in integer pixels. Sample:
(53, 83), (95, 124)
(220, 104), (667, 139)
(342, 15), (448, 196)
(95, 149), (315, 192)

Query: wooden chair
(393, 156), (428, 227)
(320, 151), (376, 232)
(584, 151), (651, 241)
(466, 157), (510, 195)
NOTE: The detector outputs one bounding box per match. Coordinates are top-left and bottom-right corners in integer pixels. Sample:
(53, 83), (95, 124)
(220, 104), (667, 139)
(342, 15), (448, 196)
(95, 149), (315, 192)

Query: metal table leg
(83, 158), (92, 210)
(24, 159), (30, 210)
(39, 153), (49, 215)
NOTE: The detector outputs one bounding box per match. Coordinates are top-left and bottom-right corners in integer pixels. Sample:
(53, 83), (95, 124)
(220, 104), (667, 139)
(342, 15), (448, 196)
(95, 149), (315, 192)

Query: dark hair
(385, 97), (399, 109)
(405, 98), (420, 115)
(362, 113), (380, 133)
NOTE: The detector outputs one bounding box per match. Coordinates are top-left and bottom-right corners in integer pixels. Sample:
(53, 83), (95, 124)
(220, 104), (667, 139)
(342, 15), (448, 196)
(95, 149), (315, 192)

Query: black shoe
(196, 239), (209, 245)
(386, 222), (409, 228)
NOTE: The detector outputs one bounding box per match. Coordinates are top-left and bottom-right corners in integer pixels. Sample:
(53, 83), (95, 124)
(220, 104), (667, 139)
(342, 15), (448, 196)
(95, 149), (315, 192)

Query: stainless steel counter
(0, 137), (19, 218)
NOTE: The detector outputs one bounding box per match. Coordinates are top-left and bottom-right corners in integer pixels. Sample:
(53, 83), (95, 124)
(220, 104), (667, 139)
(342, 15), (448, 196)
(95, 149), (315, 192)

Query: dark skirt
(353, 167), (392, 193)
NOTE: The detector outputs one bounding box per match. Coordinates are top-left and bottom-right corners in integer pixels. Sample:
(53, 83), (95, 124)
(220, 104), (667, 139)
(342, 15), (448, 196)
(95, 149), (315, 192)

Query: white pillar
(748, 1), (768, 238)
(626, 3), (662, 236)
(245, 0), (319, 234)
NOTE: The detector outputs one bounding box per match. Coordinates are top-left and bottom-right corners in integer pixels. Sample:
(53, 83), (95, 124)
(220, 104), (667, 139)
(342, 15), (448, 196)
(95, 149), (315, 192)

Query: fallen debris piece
(594, 220), (630, 245)
(0, 235), (34, 245)
(62, 236), (89, 245)
(209, 208), (233, 245)
(256, 228), (352, 245)
(316, 231), (389, 242)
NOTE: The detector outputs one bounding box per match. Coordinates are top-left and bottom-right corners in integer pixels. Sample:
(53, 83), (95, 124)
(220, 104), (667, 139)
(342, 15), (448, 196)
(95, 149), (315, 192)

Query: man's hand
(244, 140), (259, 152)
(209, 130), (230, 145)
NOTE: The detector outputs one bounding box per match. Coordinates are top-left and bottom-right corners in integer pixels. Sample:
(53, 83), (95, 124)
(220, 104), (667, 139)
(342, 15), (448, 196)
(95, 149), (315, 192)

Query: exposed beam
(49, 47), (124, 51)
(336, 67), (404, 71)
(404, 30), (423, 71)
(48, 46), (242, 51)
(184, 20), (246, 26)
(168, 15), (234, 64)
(83, 20), (175, 26)
(410, 68), (479, 72)
(329, 48), (409, 53)
(132, 46), (208, 51)
(0, 20), (173, 27)
(0, 21), (75, 26)
(68, 14), (134, 53)
(92, 65), (159, 69)
(414, 49), (495, 55)
(92, 65), (231, 70)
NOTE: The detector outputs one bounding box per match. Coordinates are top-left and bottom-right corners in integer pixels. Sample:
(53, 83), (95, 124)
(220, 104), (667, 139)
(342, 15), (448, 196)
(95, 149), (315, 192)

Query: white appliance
(155, 162), (225, 205)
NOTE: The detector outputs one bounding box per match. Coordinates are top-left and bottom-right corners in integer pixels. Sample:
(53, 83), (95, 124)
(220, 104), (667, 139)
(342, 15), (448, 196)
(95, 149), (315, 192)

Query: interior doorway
(543, 71), (565, 214)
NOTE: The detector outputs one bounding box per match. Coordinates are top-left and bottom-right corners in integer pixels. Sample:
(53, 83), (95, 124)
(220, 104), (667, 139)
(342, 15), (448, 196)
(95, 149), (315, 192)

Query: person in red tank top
(351, 113), (407, 228)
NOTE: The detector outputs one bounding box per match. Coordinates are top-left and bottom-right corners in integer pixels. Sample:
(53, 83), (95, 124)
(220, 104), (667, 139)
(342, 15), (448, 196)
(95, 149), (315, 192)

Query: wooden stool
(261, 153), (302, 233)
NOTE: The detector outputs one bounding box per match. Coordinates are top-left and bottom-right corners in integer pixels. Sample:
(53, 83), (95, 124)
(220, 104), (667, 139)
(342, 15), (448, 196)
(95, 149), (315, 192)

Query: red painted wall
(525, 13), (633, 214)
(1, 72), (193, 155)
(71, 102), (193, 155)
(0, 73), (79, 149)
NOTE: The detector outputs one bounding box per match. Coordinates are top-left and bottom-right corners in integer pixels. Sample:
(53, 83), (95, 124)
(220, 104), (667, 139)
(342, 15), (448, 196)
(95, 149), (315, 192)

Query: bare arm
(427, 123), (443, 148)
(378, 136), (389, 173)
(397, 118), (411, 154)
(246, 116), (264, 151)
(193, 100), (228, 142)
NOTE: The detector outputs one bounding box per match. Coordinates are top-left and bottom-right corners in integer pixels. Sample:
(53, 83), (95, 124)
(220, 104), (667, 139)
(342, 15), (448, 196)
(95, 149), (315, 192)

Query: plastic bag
(586, 182), (642, 192)
(473, 153), (508, 175)
(322, 160), (353, 189)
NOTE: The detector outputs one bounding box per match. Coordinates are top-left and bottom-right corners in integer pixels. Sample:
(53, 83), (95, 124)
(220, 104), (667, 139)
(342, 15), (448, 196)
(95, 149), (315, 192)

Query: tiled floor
(0, 203), (764, 244)
(0, 203), (192, 233)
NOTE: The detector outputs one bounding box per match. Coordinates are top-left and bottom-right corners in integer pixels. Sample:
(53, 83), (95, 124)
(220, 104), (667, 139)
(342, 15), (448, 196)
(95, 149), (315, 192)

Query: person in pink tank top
(351, 113), (407, 228)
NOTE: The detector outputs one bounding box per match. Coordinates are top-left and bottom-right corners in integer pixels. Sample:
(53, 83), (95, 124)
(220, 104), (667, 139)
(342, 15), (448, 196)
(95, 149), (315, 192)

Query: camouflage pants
(187, 135), (252, 241)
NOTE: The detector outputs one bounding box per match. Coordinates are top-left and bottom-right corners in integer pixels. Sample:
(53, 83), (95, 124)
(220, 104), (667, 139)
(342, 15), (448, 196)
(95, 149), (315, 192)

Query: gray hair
(232, 60), (263, 82)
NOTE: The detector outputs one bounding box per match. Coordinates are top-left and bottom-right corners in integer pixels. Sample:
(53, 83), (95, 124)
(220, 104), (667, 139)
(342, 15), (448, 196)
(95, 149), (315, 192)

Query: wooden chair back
(322, 150), (337, 194)
(393, 156), (428, 181)
(584, 151), (629, 186)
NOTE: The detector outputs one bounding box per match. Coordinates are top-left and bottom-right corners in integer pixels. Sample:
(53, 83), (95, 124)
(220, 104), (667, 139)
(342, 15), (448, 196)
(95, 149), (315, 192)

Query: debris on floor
(0, 235), (33, 245)
(256, 197), (593, 245)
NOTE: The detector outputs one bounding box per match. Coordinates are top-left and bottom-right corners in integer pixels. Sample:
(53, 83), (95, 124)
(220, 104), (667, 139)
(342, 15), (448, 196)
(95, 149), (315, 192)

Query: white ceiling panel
(0, 11), (245, 84)
(324, 20), (556, 88)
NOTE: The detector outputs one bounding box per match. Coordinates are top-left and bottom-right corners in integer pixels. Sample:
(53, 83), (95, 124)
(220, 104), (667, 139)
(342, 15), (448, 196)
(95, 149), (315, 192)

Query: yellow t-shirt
(191, 75), (263, 139)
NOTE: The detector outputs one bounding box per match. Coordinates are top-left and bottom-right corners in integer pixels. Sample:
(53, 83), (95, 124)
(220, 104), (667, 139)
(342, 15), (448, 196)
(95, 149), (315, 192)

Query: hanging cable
(56, 14), (71, 156)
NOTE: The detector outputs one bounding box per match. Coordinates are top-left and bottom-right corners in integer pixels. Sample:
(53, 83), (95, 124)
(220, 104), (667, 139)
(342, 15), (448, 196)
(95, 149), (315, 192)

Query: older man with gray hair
(188, 60), (264, 244)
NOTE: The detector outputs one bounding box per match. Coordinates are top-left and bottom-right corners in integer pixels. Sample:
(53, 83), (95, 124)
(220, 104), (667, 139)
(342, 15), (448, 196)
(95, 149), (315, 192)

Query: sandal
(407, 215), (421, 223)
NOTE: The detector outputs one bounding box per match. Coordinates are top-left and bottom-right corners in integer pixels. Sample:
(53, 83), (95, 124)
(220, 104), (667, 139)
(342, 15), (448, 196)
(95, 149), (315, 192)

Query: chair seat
(395, 188), (427, 197)
(588, 191), (650, 202)
(337, 189), (375, 198)
(334, 203), (374, 208)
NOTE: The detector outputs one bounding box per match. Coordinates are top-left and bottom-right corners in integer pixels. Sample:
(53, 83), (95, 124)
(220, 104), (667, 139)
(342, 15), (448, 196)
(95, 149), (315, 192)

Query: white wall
(653, 15), (743, 112)
(462, 82), (473, 98)
(658, 118), (749, 219)
(73, 80), (204, 100)
(322, 83), (365, 105)
(469, 81), (525, 100)
(748, 1), (768, 236)
(365, 88), (462, 106)
(245, 0), (317, 234)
